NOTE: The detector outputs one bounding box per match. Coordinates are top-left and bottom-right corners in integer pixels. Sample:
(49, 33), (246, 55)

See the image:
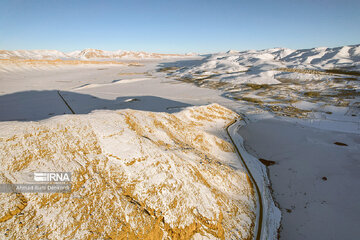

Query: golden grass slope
(0, 104), (256, 239)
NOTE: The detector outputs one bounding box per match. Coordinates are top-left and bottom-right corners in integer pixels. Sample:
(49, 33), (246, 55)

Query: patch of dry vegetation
(274, 67), (333, 75)
(267, 105), (311, 118)
(235, 97), (263, 104)
(157, 67), (180, 72)
(275, 67), (360, 77)
(324, 69), (360, 76)
(304, 91), (321, 98)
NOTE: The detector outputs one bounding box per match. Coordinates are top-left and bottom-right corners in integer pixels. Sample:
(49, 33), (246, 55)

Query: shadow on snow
(0, 90), (192, 121)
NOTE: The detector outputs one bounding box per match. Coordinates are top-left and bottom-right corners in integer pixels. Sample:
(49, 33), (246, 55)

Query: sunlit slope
(168, 44), (360, 119)
(172, 44), (360, 84)
(0, 104), (256, 239)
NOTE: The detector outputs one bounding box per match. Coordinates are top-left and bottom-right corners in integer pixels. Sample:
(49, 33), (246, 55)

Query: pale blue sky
(0, 0), (359, 53)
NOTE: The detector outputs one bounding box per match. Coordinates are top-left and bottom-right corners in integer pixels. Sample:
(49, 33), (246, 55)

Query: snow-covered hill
(0, 49), (72, 60)
(0, 104), (258, 239)
(172, 44), (360, 85)
(0, 49), (196, 60)
(166, 44), (360, 119)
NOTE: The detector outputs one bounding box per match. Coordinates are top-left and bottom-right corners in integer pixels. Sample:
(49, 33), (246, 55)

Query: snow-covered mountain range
(172, 44), (360, 85)
(164, 44), (360, 120)
(0, 49), (196, 60)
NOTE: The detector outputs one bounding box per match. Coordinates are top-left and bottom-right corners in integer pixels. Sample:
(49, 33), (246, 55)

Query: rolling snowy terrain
(165, 45), (360, 130)
(0, 44), (359, 239)
(171, 44), (360, 84)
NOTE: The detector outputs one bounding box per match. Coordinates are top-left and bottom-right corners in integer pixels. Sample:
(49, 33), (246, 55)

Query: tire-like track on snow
(226, 119), (263, 240)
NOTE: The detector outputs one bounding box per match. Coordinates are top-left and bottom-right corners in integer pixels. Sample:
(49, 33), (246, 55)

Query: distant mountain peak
(0, 49), (197, 60)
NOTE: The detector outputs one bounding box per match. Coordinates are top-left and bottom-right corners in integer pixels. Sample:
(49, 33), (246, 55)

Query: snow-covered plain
(0, 44), (359, 239)
(238, 118), (360, 239)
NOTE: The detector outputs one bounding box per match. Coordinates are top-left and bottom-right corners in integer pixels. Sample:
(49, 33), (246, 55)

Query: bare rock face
(0, 104), (256, 239)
